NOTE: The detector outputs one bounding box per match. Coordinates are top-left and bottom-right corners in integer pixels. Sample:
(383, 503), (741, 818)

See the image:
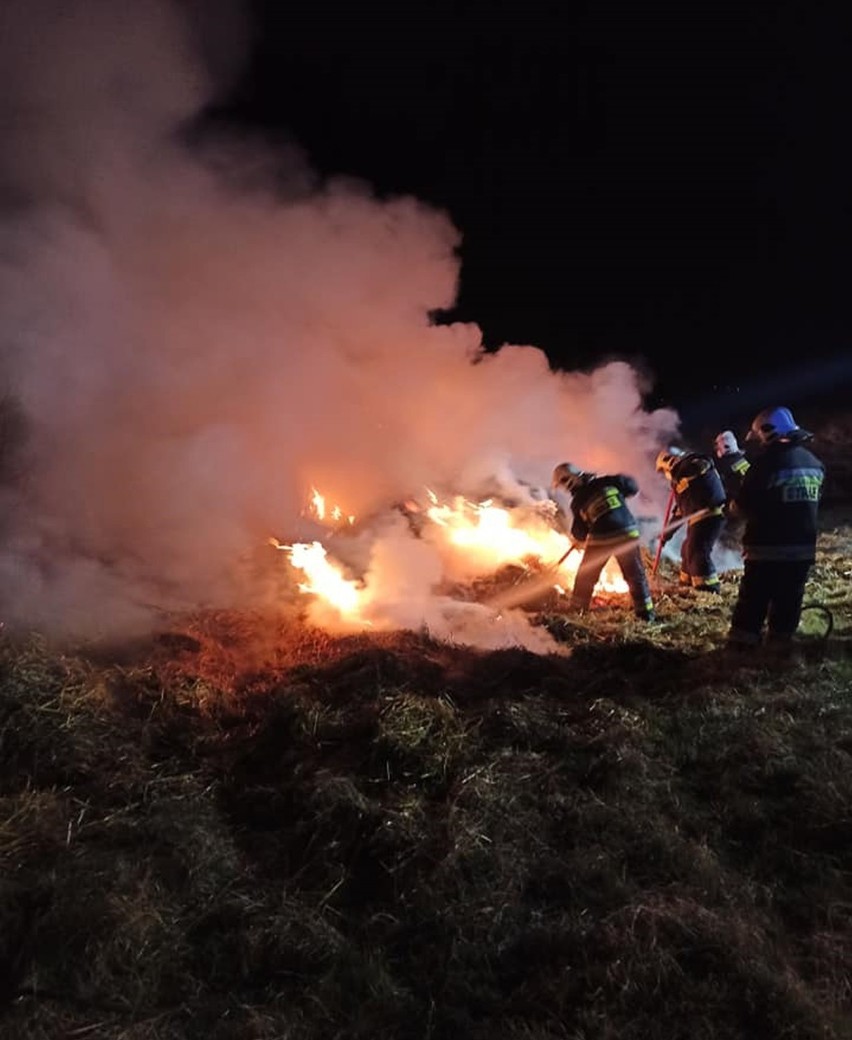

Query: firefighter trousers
(680, 514), (724, 589)
(573, 541), (654, 619)
(729, 560), (812, 644)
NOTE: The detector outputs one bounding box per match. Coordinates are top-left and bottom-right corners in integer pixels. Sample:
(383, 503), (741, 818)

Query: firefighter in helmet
(713, 430), (750, 502)
(727, 406), (824, 650)
(655, 446), (727, 592)
(713, 429), (751, 544)
(551, 462), (655, 621)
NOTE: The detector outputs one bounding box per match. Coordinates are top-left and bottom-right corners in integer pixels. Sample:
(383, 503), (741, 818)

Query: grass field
(1, 515), (851, 1039)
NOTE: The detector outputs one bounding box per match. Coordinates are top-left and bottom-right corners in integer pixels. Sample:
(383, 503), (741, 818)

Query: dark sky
(215, 0), (852, 424)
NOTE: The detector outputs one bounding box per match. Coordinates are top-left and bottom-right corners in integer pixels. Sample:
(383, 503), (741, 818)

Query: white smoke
(0, 0), (679, 649)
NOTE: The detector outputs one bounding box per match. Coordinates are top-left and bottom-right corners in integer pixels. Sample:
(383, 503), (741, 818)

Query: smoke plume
(0, 0), (679, 648)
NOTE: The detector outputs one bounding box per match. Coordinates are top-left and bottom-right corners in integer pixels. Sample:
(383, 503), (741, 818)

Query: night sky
(215, 1), (852, 429)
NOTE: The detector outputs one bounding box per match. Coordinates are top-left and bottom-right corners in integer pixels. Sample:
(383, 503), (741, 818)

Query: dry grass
(1, 515), (852, 1039)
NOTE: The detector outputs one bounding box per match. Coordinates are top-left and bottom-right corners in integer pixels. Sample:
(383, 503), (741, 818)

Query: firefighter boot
(634, 596), (657, 623)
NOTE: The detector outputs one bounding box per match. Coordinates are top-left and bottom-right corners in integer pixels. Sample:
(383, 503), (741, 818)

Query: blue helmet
(747, 406), (808, 445)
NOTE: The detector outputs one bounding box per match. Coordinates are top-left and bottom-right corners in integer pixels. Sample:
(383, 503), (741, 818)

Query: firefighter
(655, 446), (727, 592)
(551, 462), (656, 621)
(727, 406), (824, 651)
(713, 430), (751, 501)
(714, 429), (750, 544)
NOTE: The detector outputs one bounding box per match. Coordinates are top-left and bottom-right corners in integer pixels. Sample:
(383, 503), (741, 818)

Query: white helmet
(714, 430), (739, 457)
(655, 446), (684, 476)
(551, 462), (588, 493)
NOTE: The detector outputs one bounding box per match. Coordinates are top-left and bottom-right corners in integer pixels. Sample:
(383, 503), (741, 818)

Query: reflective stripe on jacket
(569, 474), (641, 545)
(669, 453), (727, 520)
(732, 438), (824, 563)
(716, 451), (750, 500)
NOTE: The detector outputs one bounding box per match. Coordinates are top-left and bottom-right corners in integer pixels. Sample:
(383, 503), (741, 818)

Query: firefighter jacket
(715, 450), (750, 501)
(568, 475), (641, 547)
(668, 453), (726, 525)
(731, 436), (824, 562)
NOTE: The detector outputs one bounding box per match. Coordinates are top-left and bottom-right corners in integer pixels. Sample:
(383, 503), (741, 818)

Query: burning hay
(265, 484), (637, 652)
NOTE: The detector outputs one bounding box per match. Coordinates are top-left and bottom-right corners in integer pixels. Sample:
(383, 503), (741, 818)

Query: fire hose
(799, 603), (834, 642)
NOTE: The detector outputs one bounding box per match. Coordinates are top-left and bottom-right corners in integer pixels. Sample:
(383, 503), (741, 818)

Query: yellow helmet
(551, 462), (587, 493)
(655, 447), (684, 476)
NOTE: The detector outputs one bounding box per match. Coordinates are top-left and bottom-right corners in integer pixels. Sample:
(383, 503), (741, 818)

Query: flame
(423, 491), (629, 595)
(587, 555), (632, 595)
(270, 538), (369, 621)
(307, 487), (355, 527)
(425, 492), (568, 568)
(310, 488), (325, 521)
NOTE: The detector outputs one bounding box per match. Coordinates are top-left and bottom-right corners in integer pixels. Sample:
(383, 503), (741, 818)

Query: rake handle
(652, 488), (676, 576)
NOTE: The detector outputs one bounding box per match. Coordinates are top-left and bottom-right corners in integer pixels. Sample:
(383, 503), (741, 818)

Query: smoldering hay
(0, 0), (680, 649)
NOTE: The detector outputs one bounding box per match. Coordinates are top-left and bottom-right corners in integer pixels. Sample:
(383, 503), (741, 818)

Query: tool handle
(652, 488), (676, 575)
